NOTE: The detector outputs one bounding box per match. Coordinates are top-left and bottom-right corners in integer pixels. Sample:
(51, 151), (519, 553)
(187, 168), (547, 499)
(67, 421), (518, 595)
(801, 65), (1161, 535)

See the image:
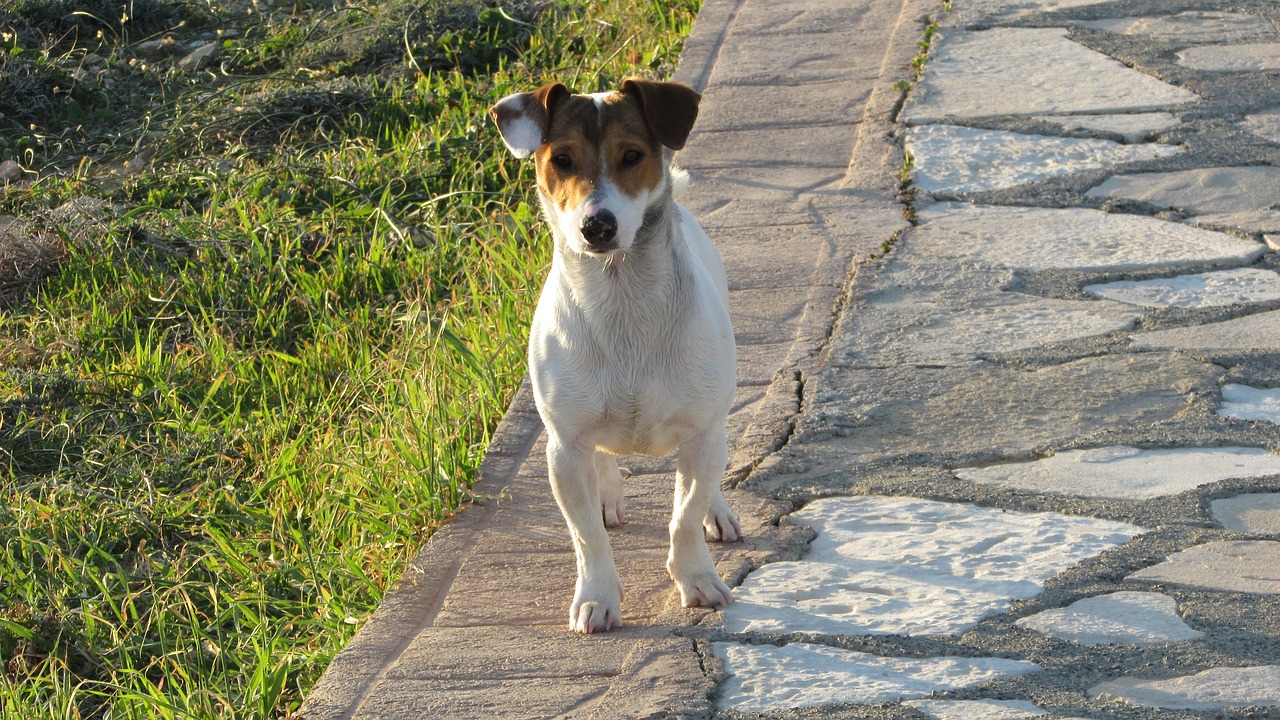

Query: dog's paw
(671, 568), (734, 609)
(600, 466), (630, 528)
(570, 601), (623, 633)
(570, 576), (624, 634)
(668, 547), (733, 608)
(703, 495), (742, 543)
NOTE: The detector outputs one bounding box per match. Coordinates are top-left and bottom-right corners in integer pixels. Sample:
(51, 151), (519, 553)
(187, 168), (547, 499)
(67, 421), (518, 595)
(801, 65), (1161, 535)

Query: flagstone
(1015, 591), (1202, 645)
(1032, 112), (1180, 142)
(911, 203), (1265, 272)
(817, 353), (1220, 465)
(1086, 167), (1280, 224)
(905, 125), (1179, 193)
(1091, 665), (1280, 710)
(956, 446), (1280, 500)
(1127, 540), (1280, 593)
(1178, 43), (1280, 72)
(1210, 493), (1280, 533)
(1190, 209), (1280, 234)
(1218, 384), (1280, 424)
(1132, 310), (1280, 351)
(1077, 12), (1276, 44)
(847, 285), (1139, 365)
(723, 497), (1141, 636)
(1240, 107), (1280, 144)
(714, 642), (1041, 713)
(903, 28), (1197, 124)
(1083, 268), (1280, 308)
(958, 0), (1118, 18)
(905, 699), (1047, 720)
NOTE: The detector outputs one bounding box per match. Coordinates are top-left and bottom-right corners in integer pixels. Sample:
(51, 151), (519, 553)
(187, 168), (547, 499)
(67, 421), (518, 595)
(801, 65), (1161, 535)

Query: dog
(489, 78), (742, 633)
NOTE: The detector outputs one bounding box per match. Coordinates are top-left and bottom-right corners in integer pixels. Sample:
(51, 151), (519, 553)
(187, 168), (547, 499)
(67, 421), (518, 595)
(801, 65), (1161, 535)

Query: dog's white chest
(533, 326), (727, 455)
(594, 370), (703, 455)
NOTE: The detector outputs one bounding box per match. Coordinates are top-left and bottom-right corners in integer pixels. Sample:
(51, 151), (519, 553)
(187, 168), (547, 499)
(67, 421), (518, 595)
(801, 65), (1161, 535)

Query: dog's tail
(670, 165), (690, 201)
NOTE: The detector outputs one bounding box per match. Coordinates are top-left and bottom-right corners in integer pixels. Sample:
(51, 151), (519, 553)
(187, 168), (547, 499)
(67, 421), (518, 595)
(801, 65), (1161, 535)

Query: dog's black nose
(580, 210), (618, 249)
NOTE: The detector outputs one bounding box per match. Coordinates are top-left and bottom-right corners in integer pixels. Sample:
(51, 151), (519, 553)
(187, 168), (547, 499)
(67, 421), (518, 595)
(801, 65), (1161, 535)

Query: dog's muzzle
(580, 210), (618, 251)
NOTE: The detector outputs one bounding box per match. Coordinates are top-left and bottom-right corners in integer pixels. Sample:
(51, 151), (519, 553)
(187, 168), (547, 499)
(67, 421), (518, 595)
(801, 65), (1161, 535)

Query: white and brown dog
(490, 79), (741, 633)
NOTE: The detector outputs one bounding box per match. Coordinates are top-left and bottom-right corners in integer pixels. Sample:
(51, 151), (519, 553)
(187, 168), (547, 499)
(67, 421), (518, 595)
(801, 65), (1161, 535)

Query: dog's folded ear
(490, 82), (570, 158)
(621, 78), (701, 151)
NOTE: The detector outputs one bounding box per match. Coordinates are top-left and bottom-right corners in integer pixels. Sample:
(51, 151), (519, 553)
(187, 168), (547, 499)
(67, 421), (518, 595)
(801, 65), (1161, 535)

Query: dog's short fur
(490, 79), (741, 633)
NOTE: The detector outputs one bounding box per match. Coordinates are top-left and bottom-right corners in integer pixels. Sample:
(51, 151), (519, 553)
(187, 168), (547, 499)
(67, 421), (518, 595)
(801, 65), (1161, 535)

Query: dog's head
(490, 79), (700, 256)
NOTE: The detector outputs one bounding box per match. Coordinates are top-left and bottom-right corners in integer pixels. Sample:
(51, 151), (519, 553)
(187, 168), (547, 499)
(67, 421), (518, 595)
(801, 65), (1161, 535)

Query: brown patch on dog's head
(620, 78), (700, 151)
(533, 90), (672, 214)
(491, 80), (702, 254)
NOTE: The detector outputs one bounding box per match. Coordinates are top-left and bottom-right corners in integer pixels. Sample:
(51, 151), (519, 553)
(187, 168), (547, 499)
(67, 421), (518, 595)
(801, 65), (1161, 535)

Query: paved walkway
(301, 0), (1280, 717)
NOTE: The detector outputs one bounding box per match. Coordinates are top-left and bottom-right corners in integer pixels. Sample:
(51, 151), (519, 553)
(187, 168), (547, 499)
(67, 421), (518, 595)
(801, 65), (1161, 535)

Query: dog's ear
(620, 78), (701, 151)
(489, 82), (570, 158)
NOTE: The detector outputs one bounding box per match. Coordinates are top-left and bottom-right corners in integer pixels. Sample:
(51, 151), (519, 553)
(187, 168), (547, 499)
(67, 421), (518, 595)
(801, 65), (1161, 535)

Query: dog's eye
(621, 150), (643, 166)
(552, 153), (572, 170)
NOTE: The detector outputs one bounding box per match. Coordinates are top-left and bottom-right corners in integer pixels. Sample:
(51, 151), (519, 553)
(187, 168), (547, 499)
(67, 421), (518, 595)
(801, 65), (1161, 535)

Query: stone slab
(351, 676), (615, 720)
(1084, 268), (1280, 308)
(707, 31), (864, 86)
(695, 80), (872, 131)
(844, 283), (1140, 366)
(902, 28), (1198, 124)
(948, 0), (1118, 23)
(909, 203), (1264, 272)
(905, 125), (1180, 193)
(1211, 493), (1280, 533)
(1219, 384), (1280, 424)
(727, 1), (897, 38)
(956, 446), (1280, 500)
(681, 123), (857, 169)
(1086, 166), (1280, 219)
(714, 641), (1041, 713)
(1127, 540), (1280, 593)
(723, 496), (1141, 636)
(1015, 591), (1202, 645)
(1091, 665), (1280, 710)
(813, 353), (1219, 464)
(1190, 209), (1280, 234)
(1178, 43), (1280, 72)
(1132, 309), (1280, 351)
(1077, 12), (1276, 44)
(1241, 107), (1280, 144)
(905, 699), (1047, 720)
(1032, 112), (1181, 142)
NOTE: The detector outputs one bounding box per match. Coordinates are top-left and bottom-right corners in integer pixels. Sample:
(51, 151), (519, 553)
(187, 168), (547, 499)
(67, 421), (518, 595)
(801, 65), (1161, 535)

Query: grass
(0, 0), (702, 717)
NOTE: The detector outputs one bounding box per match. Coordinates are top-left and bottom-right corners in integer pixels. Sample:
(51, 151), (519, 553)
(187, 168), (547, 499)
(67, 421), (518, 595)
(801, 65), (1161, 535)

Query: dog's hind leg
(704, 489), (742, 543)
(548, 438), (625, 633)
(594, 452), (629, 528)
(668, 427), (734, 608)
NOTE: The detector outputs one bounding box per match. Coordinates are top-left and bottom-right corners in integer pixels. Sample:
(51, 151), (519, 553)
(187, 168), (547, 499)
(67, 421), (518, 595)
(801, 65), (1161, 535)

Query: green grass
(0, 0), (702, 717)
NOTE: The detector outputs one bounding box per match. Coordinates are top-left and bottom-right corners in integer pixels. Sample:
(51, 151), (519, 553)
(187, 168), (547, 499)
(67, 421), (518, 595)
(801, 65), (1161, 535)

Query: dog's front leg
(594, 451), (628, 528)
(548, 438), (624, 633)
(668, 428), (734, 608)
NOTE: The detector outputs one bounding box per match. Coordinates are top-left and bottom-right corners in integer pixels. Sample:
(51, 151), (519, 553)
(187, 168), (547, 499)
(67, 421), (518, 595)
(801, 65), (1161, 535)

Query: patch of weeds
(0, 0), (200, 51)
(870, 227), (905, 260)
(893, 16), (941, 93)
(224, 0), (543, 77)
(0, 217), (68, 307)
(0, 54), (70, 129)
(191, 77), (411, 154)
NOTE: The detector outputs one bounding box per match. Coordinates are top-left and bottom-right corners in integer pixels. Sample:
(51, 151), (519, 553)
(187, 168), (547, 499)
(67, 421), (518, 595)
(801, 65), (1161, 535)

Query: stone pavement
(300, 0), (1280, 718)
